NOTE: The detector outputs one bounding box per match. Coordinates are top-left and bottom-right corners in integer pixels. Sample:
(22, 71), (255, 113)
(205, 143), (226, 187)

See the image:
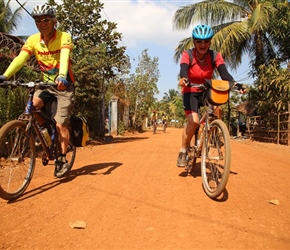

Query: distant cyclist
(161, 113), (168, 132)
(150, 110), (158, 134)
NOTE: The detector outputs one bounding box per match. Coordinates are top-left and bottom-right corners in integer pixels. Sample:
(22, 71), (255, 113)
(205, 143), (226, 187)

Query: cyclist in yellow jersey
(0, 4), (75, 178)
(150, 110), (158, 134)
(150, 110), (158, 125)
(162, 113), (168, 124)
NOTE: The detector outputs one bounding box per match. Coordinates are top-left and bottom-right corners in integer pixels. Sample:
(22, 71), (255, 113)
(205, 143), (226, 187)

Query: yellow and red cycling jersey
(4, 30), (74, 83)
(151, 113), (157, 121)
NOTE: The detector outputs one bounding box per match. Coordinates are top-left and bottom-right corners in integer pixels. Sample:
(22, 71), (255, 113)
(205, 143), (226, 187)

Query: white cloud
(10, 0), (205, 99)
(102, 1), (191, 50)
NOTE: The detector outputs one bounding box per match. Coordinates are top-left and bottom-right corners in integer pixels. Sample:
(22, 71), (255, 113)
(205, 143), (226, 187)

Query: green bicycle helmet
(31, 4), (56, 18)
(192, 24), (214, 40)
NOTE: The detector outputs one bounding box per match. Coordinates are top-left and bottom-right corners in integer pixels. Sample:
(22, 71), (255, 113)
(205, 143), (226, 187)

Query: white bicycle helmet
(31, 4), (56, 18)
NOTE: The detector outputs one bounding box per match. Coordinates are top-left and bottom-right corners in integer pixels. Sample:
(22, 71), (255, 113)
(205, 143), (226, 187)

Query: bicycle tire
(66, 140), (76, 172)
(0, 120), (36, 201)
(153, 123), (157, 134)
(163, 124), (167, 133)
(200, 119), (231, 198)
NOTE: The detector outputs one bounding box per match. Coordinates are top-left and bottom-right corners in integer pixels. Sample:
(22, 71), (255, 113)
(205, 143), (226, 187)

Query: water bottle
(25, 101), (33, 114)
(41, 127), (52, 147)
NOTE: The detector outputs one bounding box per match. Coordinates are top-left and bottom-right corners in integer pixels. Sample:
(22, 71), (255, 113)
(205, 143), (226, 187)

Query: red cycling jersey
(180, 48), (225, 93)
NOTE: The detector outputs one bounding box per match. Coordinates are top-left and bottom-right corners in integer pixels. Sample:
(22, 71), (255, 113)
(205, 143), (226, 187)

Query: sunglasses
(195, 40), (211, 44)
(35, 18), (52, 24)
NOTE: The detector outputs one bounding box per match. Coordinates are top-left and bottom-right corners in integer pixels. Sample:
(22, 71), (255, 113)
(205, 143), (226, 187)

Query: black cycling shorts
(182, 92), (203, 114)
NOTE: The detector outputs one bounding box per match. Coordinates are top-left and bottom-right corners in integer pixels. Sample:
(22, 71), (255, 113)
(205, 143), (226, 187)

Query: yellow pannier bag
(203, 79), (231, 106)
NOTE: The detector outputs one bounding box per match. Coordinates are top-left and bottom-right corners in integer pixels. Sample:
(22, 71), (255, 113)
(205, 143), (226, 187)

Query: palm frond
(173, 0), (247, 30)
(173, 37), (192, 64)
(249, 2), (276, 33)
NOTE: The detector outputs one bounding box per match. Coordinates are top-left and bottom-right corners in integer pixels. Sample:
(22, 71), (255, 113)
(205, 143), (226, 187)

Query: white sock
(180, 148), (186, 153)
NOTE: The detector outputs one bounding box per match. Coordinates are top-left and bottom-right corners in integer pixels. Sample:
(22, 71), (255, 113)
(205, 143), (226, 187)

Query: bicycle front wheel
(66, 140), (76, 172)
(200, 119), (231, 198)
(0, 120), (36, 201)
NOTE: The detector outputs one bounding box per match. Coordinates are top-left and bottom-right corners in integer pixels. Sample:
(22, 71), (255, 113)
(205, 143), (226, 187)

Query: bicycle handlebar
(0, 80), (57, 89)
(185, 79), (247, 92)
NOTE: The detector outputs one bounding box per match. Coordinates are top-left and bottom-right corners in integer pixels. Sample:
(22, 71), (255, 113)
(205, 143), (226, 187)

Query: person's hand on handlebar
(233, 82), (247, 94)
(55, 75), (69, 91)
(0, 75), (7, 83)
(179, 77), (189, 87)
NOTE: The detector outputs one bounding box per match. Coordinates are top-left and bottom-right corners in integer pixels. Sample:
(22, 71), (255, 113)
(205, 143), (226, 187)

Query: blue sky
(11, 0), (254, 100)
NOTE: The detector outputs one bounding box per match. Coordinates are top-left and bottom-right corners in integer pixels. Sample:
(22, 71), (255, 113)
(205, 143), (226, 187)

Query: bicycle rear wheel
(153, 123), (157, 134)
(200, 119), (231, 198)
(0, 120), (36, 201)
(163, 123), (167, 133)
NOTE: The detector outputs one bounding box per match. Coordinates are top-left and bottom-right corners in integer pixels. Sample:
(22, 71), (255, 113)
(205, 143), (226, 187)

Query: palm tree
(172, 0), (288, 75)
(161, 89), (183, 121)
(0, 0), (24, 34)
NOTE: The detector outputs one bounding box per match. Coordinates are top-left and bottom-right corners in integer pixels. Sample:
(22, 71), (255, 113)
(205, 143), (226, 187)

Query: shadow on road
(108, 136), (149, 144)
(69, 162), (122, 176)
(8, 162), (122, 203)
(178, 163), (202, 178)
(178, 163), (230, 202)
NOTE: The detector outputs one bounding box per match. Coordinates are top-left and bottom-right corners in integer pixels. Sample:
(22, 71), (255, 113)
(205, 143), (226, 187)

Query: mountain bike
(163, 121), (167, 133)
(152, 120), (157, 134)
(184, 80), (246, 198)
(0, 80), (76, 201)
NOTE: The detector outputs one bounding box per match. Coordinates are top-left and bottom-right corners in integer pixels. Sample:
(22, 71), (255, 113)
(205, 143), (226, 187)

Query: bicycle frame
(0, 80), (77, 200)
(19, 83), (60, 163)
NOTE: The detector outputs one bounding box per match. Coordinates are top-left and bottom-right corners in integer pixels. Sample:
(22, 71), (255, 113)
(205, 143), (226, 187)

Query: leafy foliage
(53, 0), (127, 137)
(173, 0), (290, 75)
(254, 60), (290, 114)
(160, 89), (184, 124)
(173, 0), (290, 117)
(126, 49), (160, 131)
(0, 0), (23, 34)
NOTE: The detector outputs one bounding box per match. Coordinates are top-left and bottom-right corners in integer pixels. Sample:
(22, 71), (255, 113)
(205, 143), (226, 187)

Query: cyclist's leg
(177, 93), (200, 167)
(182, 112), (199, 148)
(53, 85), (74, 151)
(33, 89), (52, 109)
(49, 85), (74, 177)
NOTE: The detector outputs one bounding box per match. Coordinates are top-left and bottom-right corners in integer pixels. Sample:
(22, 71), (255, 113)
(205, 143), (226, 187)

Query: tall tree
(173, 0), (290, 76)
(127, 49), (160, 131)
(53, 0), (127, 137)
(267, 0), (290, 65)
(254, 60), (290, 113)
(161, 89), (182, 120)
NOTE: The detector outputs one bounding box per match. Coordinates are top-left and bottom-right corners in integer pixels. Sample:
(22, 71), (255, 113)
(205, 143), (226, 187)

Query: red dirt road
(1, 127), (290, 249)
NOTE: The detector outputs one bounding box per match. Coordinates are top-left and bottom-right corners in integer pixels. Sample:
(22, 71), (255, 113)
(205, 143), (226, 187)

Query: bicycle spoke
(0, 121), (36, 200)
(201, 120), (231, 198)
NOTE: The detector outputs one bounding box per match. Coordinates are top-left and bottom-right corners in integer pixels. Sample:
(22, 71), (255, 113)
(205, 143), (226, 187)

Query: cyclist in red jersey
(176, 24), (236, 167)
(0, 4), (75, 178)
